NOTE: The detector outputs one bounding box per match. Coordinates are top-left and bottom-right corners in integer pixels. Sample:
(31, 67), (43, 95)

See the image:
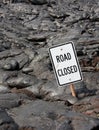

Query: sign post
(49, 42), (82, 97)
(70, 84), (76, 97)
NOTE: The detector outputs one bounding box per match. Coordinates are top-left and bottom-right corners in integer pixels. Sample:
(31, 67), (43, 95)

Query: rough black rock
(0, 0), (99, 129)
(0, 108), (19, 130)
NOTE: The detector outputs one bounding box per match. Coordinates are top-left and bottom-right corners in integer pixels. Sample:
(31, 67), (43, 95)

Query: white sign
(49, 42), (82, 86)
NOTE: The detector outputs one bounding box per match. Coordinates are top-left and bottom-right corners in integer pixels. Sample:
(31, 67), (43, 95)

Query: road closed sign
(49, 42), (82, 86)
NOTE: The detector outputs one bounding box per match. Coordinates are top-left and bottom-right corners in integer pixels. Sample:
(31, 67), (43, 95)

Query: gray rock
(11, 0), (28, 3)
(73, 95), (99, 118)
(26, 79), (45, 96)
(0, 42), (11, 52)
(3, 63), (12, 70)
(24, 48), (35, 61)
(48, 92), (78, 105)
(0, 109), (18, 130)
(0, 84), (9, 93)
(0, 89), (34, 109)
(27, 34), (47, 42)
(15, 53), (29, 69)
(0, 49), (22, 60)
(7, 100), (67, 128)
(56, 121), (73, 130)
(29, 0), (47, 5)
(12, 0), (47, 4)
(8, 100), (99, 130)
(7, 75), (38, 88)
(70, 113), (99, 130)
(24, 18), (41, 30)
(3, 59), (19, 70)
(40, 80), (66, 99)
(0, 0), (99, 129)
(0, 70), (18, 83)
(22, 67), (33, 74)
(83, 72), (99, 90)
(28, 48), (50, 79)
(40, 20), (57, 32)
(0, 50), (11, 60)
(0, 92), (29, 109)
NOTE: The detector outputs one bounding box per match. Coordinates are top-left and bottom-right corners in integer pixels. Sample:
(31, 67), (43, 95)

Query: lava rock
(7, 75), (38, 88)
(27, 34), (46, 42)
(0, 49), (22, 60)
(0, 84), (9, 93)
(3, 59), (19, 70)
(12, 0), (47, 4)
(73, 95), (99, 118)
(14, 53), (29, 69)
(22, 67), (33, 74)
(8, 100), (99, 130)
(0, 108), (19, 130)
(39, 79), (66, 99)
(0, 92), (29, 109)
(29, 0), (47, 5)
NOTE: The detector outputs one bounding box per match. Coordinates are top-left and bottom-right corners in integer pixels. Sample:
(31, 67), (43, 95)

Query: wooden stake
(70, 84), (76, 97)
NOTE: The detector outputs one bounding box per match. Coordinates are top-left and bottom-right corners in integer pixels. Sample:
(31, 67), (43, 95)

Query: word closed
(49, 42), (82, 86)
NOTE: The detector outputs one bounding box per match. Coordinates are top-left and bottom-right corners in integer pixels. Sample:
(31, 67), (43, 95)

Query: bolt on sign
(49, 42), (83, 86)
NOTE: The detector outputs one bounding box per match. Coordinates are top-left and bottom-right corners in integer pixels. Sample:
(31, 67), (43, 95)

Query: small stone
(0, 84), (9, 93)
(67, 96), (78, 105)
(3, 63), (12, 70)
(27, 34), (46, 42)
(22, 67), (33, 74)
(3, 59), (19, 70)
(7, 75), (38, 88)
(10, 59), (19, 69)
